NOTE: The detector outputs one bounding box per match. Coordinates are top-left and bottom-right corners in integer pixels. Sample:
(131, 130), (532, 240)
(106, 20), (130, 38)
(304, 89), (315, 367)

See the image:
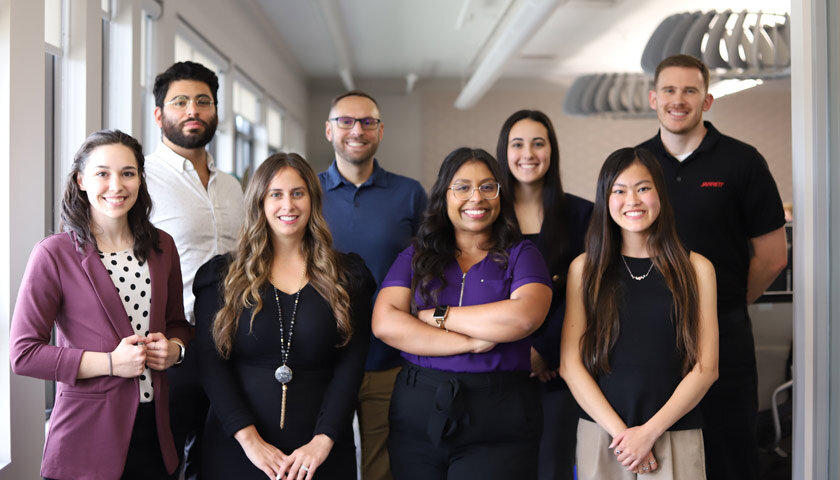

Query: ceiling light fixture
(454, 0), (561, 110)
(708, 78), (764, 99)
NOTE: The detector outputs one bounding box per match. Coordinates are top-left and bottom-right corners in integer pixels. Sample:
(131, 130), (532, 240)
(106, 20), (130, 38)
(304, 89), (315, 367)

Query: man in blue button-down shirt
(319, 91), (427, 480)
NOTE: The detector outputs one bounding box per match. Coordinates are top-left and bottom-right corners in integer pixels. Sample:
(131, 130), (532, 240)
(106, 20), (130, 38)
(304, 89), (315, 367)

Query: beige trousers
(358, 366), (401, 480)
(576, 419), (707, 480)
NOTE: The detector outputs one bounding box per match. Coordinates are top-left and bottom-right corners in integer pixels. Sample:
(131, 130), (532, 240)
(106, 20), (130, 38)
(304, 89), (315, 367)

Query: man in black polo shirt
(638, 54), (787, 480)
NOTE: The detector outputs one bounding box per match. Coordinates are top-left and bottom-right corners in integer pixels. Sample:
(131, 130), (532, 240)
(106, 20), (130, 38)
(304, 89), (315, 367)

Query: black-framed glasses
(449, 182), (500, 201)
(164, 95), (216, 111)
(329, 116), (382, 130)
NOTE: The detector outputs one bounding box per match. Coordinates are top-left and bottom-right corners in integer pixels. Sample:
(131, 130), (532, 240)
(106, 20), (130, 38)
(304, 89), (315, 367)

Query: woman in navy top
(497, 109), (593, 480)
(559, 148), (718, 479)
(373, 147), (552, 479)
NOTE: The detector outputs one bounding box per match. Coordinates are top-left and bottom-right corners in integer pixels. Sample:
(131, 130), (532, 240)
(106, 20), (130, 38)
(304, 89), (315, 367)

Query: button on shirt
(145, 143), (245, 323)
(381, 241), (551, 373)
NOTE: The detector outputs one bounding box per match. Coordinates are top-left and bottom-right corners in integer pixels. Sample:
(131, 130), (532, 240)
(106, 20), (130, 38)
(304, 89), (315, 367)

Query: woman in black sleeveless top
(559, 148), (718, 478)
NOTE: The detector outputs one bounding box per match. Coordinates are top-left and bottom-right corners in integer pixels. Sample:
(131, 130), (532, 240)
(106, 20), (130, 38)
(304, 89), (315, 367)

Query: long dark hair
(213, 153), (353, 358)
(60, 129), (159, 261)
(497, 110), (571, 287)
(580, 147), (699, 376)
(411, 147), (521, 307)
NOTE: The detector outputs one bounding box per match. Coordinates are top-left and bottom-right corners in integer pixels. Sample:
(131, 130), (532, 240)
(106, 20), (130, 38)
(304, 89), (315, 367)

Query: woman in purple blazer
(10, 130), (192, 480)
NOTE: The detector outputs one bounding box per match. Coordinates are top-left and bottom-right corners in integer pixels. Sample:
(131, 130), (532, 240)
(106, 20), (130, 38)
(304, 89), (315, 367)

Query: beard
(331, 136), (379, 165)
(162, 114), (218, 149)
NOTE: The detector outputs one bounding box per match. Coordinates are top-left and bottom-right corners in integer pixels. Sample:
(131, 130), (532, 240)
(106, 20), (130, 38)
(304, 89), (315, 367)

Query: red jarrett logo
(700, 181), (725, 188)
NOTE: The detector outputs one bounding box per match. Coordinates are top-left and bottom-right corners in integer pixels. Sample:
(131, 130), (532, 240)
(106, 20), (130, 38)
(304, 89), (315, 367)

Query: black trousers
(388, 365), (542, 480)
(167, 344), (209, 480)
(537, 381), (578, 480)
(701, 306), (759, 480)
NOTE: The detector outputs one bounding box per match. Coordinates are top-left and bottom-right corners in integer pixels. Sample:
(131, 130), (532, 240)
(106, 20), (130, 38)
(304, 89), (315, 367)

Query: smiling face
(608, 161), (661, 237)
(264, 167), (311, 243)
(325, 95), (383, 166)
(648, 66), (713, 137)
(446, 160), (501, 237)
(506, 118), (551, 186)
(76, 144), (141, 228)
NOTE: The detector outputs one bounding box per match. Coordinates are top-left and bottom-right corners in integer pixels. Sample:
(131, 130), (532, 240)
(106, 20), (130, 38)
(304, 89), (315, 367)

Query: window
(266, 105), (283, 155)
(140, 5), (159, 153)
(234, 115), (255, 185)
(173, 19), (230, 168)
(232, 77), (261, 184)
(44, 0), (65, 420)
(100, 2), (111, 127)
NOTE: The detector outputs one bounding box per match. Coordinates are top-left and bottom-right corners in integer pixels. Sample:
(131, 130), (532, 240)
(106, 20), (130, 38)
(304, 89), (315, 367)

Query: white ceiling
(253, 0), (791, 84)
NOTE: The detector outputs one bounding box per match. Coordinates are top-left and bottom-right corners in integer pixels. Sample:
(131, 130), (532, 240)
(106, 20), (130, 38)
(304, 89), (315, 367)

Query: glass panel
(233, 80), (259, 124)
(267, 107), (282, 148)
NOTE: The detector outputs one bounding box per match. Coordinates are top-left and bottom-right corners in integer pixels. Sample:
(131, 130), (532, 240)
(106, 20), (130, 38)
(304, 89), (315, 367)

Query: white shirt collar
(152, 142), (218, 174)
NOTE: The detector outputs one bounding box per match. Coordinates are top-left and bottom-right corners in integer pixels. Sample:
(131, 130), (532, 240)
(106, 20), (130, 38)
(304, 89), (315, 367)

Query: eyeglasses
(164, 95), (216, 111)
(449, 182), (500, 201)
(329, 116), (382, 130)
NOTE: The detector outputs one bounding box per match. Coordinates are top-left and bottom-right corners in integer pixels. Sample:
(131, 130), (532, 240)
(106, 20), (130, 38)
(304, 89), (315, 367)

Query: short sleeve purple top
(380, 240), (551, 373)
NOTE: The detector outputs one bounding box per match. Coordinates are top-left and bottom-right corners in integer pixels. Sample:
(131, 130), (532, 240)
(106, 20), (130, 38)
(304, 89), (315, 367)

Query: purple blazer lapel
(78, 243), (134, 340)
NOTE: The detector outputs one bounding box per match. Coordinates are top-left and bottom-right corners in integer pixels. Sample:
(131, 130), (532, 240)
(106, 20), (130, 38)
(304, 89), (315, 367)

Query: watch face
(434, 305), (448, 318)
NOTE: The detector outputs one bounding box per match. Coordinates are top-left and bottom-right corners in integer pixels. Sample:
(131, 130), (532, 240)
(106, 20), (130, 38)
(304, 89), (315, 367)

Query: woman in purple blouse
(372, 147), (552, 479)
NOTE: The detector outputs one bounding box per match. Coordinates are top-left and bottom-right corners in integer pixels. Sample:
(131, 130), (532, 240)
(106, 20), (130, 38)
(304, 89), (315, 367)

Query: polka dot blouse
(100, 249), (154, 403)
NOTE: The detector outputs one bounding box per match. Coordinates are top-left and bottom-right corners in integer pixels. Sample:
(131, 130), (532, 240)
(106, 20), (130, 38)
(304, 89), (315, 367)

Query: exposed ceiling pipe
(454, 0), (561, 110)
(313, 0), (355, 90)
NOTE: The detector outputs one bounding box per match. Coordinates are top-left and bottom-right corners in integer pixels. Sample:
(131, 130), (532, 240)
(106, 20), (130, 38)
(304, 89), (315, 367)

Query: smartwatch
(433, 305), (450, 330)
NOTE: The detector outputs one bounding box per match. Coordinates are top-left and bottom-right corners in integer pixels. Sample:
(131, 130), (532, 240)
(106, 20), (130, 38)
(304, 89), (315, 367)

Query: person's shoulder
(568, 253), (588, 277)
(37, 232), (73, 250)
(28, 232), (76, 263)
(194, 253), (233, 292)
(636, 132), (661, 150)
(154, 228), (178, 252)
(703, 125), (762, 161)
(339, 251), (366, 272)
(564, 193), (594, 212)
(214, 169), (244, 188)
(382, 169), (424, 191)
(689, 251), (715, 277)
(509, 238), (543, 262)
(339, 252), (376, 294)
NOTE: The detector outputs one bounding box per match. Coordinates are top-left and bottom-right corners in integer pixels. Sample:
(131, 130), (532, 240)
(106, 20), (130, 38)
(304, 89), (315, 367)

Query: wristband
(107, 351), (113, 376)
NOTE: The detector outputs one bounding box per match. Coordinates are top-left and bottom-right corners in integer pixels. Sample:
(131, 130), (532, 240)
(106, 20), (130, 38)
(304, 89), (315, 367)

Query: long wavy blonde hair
(212, 153), (352, 358)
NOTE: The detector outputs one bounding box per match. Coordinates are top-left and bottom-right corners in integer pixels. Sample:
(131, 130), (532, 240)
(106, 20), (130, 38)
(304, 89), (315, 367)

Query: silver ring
(649, 460), (656, 465)
(615, 449), (622, 455)
(643, 466), (650, 471)
(301, 465), (310, 472)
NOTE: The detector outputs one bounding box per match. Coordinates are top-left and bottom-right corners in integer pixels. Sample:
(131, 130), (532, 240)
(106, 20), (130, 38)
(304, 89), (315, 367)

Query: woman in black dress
(559, 148), (718, 478)
(193, 153), (374, 479)
(496, 110), (592, 480)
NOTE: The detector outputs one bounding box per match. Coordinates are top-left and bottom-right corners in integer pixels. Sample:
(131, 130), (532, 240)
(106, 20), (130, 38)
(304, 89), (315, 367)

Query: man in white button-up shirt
(145, 61), (245, 480)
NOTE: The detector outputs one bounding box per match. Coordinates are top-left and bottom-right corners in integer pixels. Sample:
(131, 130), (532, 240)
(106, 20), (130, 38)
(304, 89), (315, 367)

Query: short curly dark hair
(153, 61), (219, 108)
